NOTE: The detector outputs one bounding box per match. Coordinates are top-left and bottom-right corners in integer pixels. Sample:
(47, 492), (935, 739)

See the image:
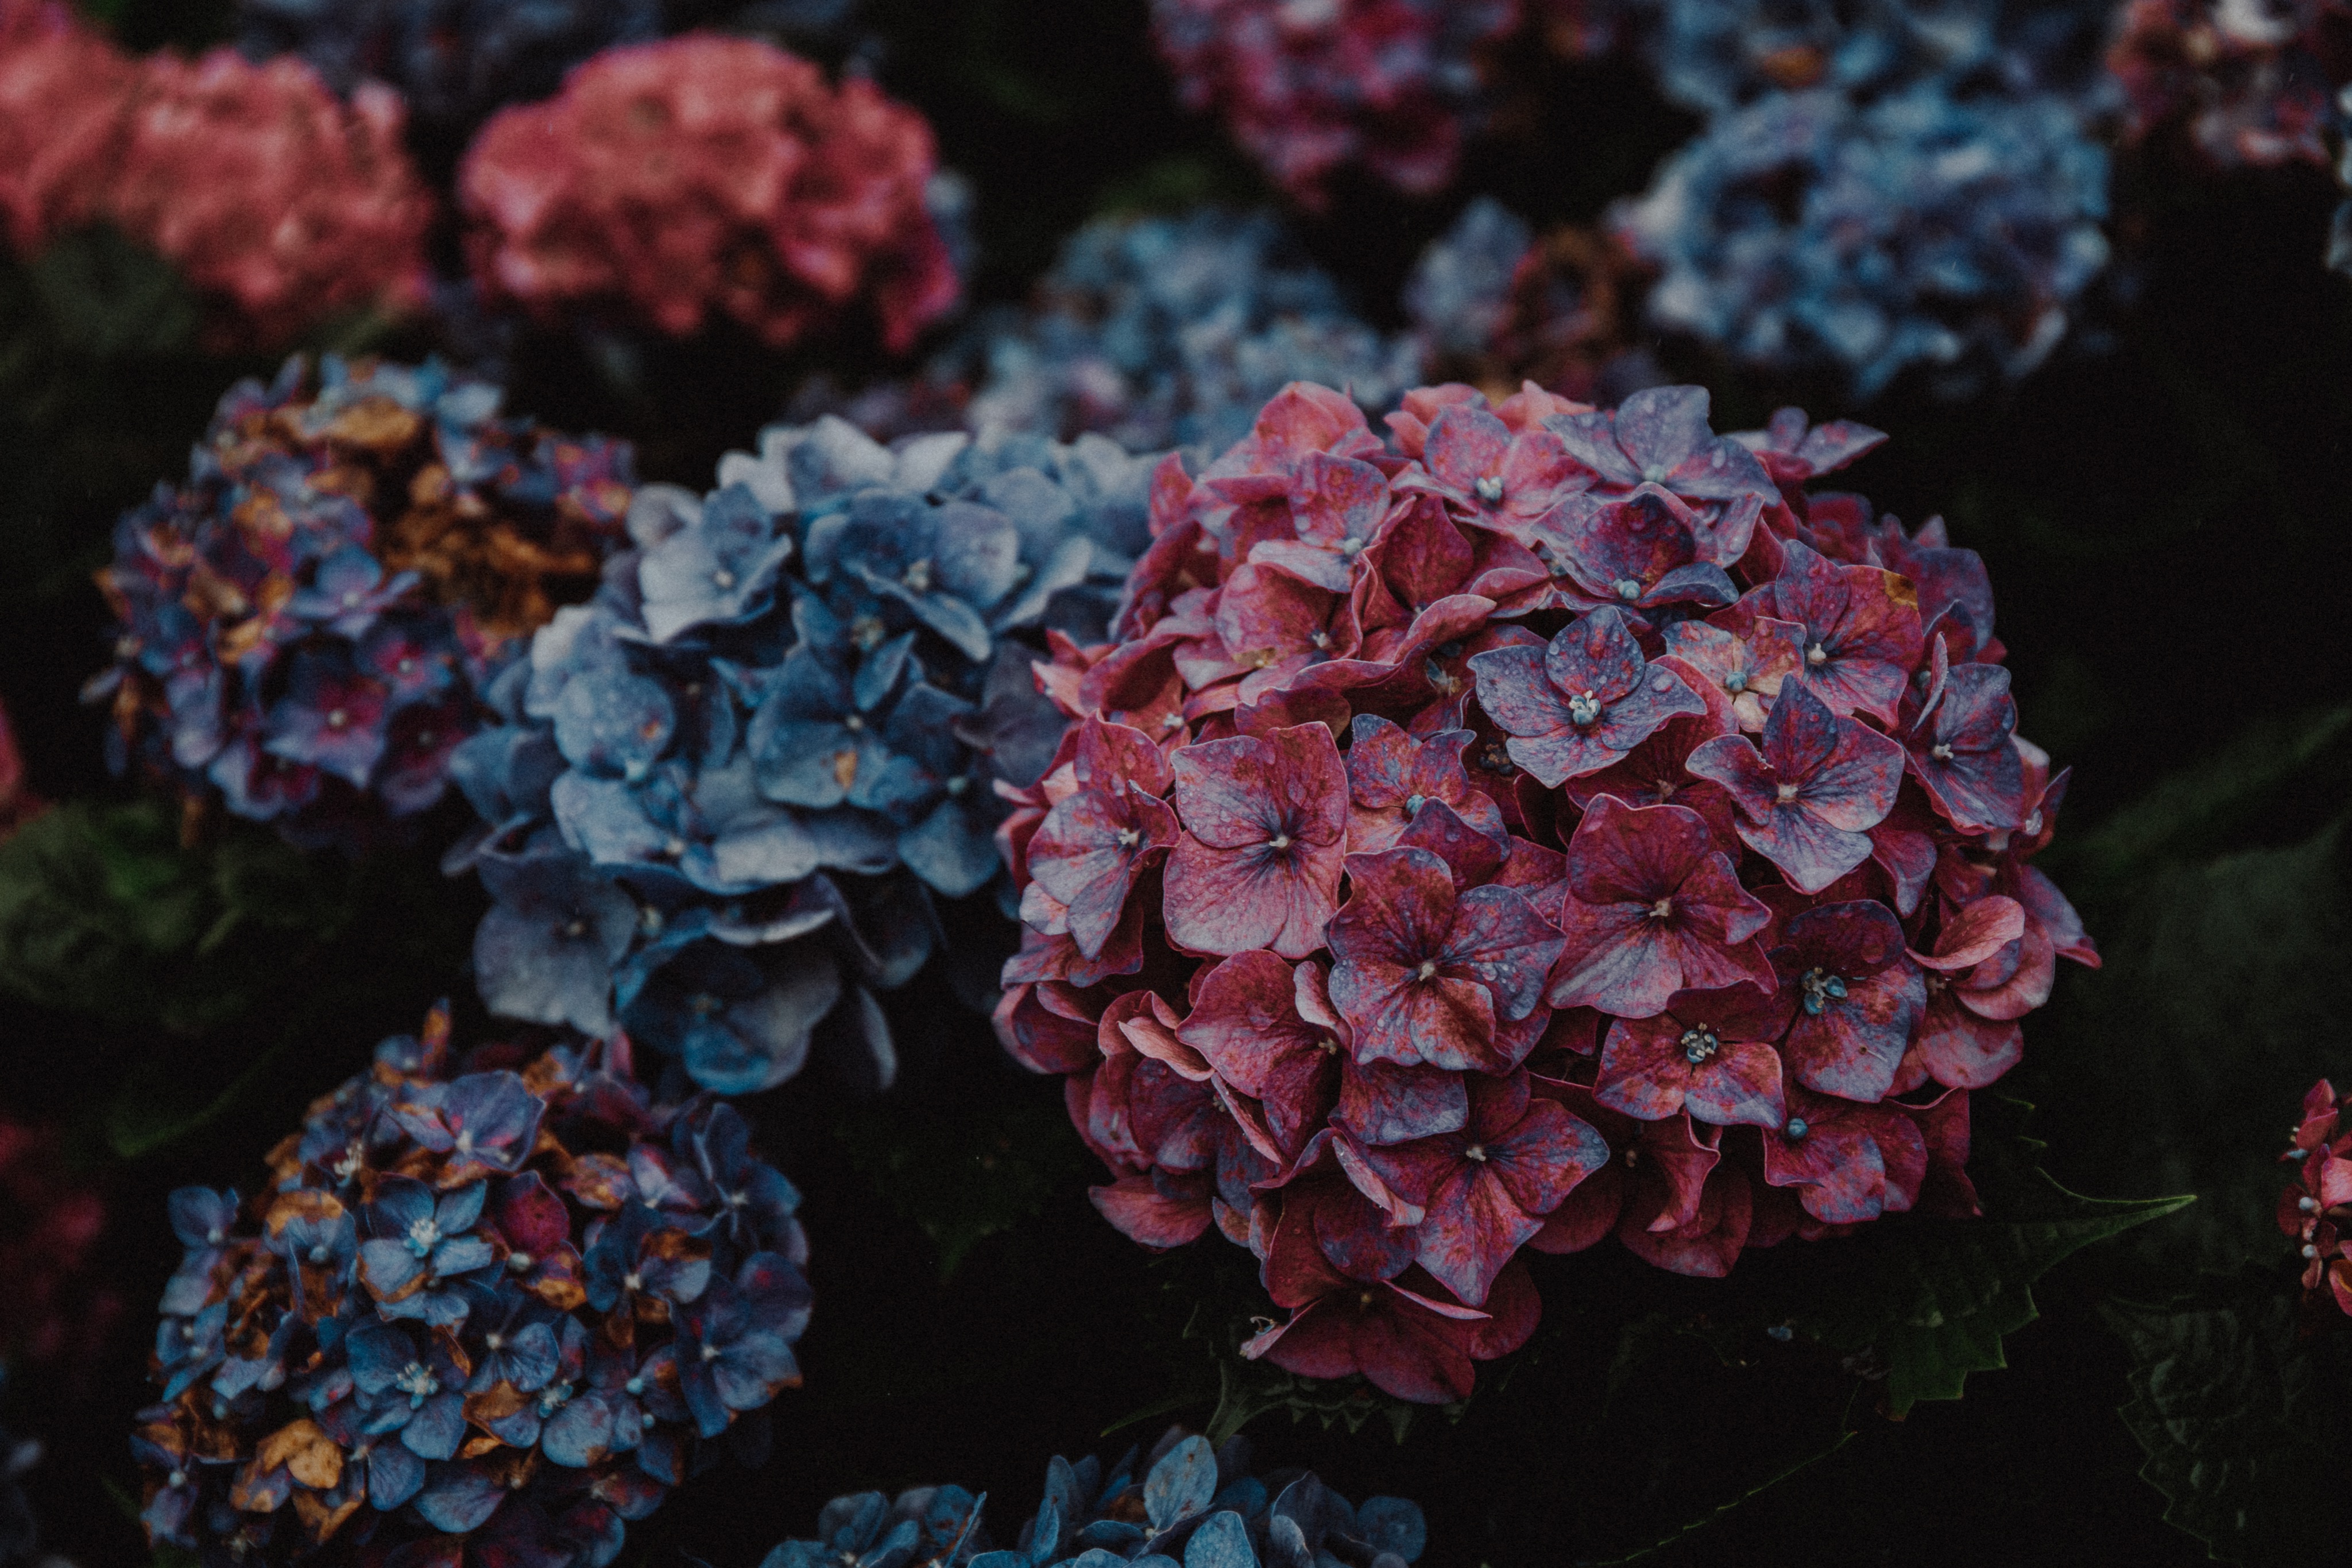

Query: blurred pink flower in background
(461, 34), (960, 351)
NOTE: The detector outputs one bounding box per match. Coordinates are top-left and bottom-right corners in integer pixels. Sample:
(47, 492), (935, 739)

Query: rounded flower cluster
(950, 209), (1424, 455)
(134, 1005), (810, 1566)
(2280, 1078), (2352, 1313)
(235, 0), (660, 144)
(767, 1428), (1427, 1568)
(459, 34), (960, 353)
(456, 415), (1152, 1096)
(2109, 0), (2348, 168)
(0, 2), (434, 346)
(0, 1113), (119, 1371)
(88, 355), (635, 853)
(1647, 0), (2023, 115)
(1149, 0), (1521, 208)
(996, 378), (2094, 1403)
(1403, 197), (1653, 406)
(1612, 82), (2111, 400)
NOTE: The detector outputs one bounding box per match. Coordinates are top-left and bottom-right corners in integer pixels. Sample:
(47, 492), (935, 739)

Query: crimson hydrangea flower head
(996, 375), (2087, 1403)
(461, 34), (959, 352)
(132, 1006), (808, 1565)
(1150, 0), (1521, 208)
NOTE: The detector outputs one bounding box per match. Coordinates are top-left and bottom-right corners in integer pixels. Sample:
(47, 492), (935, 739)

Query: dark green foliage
(2106, 1273), (2352, 1566)
(0, 800), (345, 1035)
(1782, 1100), (2195, 1415)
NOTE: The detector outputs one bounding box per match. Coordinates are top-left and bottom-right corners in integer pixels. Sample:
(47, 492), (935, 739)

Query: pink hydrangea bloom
(0, 0), (137, 253)
(107, 50), (432, 346)
(461, 34), (958, 352)
(0, 4), (432, 346)
(996, 378), (2090, 1403)
(1151, 0), (1520, 207)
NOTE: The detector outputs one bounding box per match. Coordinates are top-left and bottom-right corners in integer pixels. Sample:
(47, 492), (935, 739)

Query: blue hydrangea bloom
(88, 355), (633, 853)
(1403, 195), (1534, 361)
(1612, 82), (2111, 399)
(767, 1430), (1429, 1568)
(133, 1009), (807, 1565)
(235, 0), (662, 140)
(457, 416), (1153, 1095)
(939, 210), (1425, 454)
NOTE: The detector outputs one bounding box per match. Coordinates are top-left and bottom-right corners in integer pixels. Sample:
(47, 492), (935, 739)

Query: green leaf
(1788, 1099), (2194, 1415)
(2105, 1272), (2352, 1565)
(2061, 706), (2352, 889)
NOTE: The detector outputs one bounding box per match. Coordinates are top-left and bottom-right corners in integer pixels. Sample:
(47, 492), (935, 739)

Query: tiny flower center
(623, 1271), (644, 1292)
(1318, 1035), (1341, 1055)
(397, 657), (417, 675)
(537, 1380), (574, 1416)
(1650, 897), (1674, 921)
(1799, 967), (1848, 1016)
(1473, 475), (1506, 504)
(902, 559), (934, 593)
(1567, 691), (1602, 726)
(169, 1469), (188, 1488)
(700, 1342), (722, 1362)
(394, 1362), (439, 1404)
(1405, 792), (1426, 814)
(662, 837), (687, 860)
(1930, 742), (1955, 761)
(1775, 781), (1801, 804)
(1415, 959), (1439, 981)
(327, 708), (349, 729)
(1724, 672), (1748, 694)
(1642, 462), (1669, 485)
(1339, 537), (1364, 556)
(851, 615), (885, 651)
(1681, 1026), (1720, 1064)
(2300, 1196), (2319, 1213)
(1116, 827), (1142, 848)
(842, 713), (865, 732)
(563, 919), (588, 939)
(307, 1244), (330, 1264)
(455, 1130), (474, 1156)
(625, 1375), (646, 1396)
(486, 1332), (505, 1352)
(1268, 833), (1293, 850)
(508, 1252), (535, 1272)
(1784, 1117), (1809, 1140)
(1464, 1143), (1488, 1162)
(405, 1217), (442, 1256)
(1309, 629), (1332, 650)
(1806, 642), (1828, 666)
(1612, 578), (1643, 601)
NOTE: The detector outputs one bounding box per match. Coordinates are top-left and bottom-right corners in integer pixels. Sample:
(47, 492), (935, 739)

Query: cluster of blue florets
(1615, 76), (2111, 398)
(134, 1007), (809, 1567)
(765, 1428), (1428, 1568)
(1613, 0), (2115, 398)
(88, 355), (634, 854)
(455, 415), (1152, 1095)
(943, 208), (1422, 455)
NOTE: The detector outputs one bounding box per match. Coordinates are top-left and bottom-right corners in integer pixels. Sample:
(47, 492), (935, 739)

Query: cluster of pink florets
(2107, 0), (2352, 168)
(0, 0), (432, 346)
(459, 34), (960, 353)
(2281, 1079), (2352, 1313)
(993, 376), (2097, 1404)
(1150, 0), (1520, 208)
